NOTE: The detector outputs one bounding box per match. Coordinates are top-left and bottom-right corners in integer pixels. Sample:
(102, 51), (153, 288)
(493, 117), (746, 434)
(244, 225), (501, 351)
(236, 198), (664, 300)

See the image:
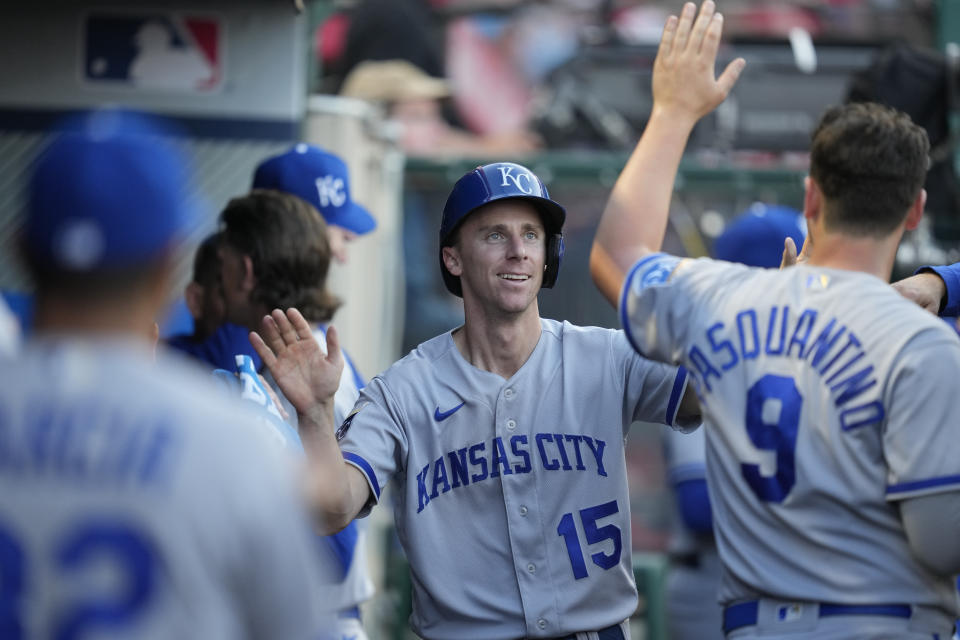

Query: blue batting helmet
(438, 162), (566, 297)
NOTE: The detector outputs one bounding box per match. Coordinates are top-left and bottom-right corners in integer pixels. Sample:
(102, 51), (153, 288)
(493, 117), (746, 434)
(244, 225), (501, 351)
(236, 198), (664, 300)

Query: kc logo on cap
(252, 143), (376, 236)
(498, 165), (535, 194)
(316, 175), (347, 209)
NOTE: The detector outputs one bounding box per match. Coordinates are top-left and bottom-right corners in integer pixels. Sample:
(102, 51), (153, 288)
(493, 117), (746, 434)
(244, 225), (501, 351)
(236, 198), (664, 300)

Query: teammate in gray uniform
(251, 161), (701, 639)
(0, 109), (327, 639)
(663, 205), (806, 640)
(591, 3), (960, 639)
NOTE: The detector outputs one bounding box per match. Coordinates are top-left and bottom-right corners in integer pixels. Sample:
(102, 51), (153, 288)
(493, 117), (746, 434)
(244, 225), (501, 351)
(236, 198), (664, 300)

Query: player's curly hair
(810, 102), (930, 237)
(219, 190), (341, 322)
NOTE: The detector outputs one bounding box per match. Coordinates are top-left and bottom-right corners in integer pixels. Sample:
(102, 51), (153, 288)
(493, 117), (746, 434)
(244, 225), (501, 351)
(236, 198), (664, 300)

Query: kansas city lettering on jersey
(0, 398), (178, 486)
(686, 306), (884, 430)
(416, 432), (608, 513)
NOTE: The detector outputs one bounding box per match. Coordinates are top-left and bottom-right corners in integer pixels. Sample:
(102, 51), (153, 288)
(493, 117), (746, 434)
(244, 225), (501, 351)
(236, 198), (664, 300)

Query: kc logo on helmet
(498, 166), (535, 194)
(315, 175), (347, 208)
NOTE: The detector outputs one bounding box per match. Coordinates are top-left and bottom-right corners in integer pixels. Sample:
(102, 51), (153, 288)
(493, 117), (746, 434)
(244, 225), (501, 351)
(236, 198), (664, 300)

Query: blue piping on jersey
(343, 452), (381, 500)
(886, 474), (960, 496)
(618, 253), (665, 356)
(665, 366), (687, 425)
(343, 350), (366, 391)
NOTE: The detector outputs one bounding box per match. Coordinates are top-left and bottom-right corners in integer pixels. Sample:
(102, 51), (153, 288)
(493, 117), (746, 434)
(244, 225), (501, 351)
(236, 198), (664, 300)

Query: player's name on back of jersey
(416, 433), (608, 513)
(0, 401), (176, 485)
(687, 305), (883, 429)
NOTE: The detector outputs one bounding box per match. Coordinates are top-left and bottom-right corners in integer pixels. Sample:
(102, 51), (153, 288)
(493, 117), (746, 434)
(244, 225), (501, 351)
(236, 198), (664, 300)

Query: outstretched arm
(250, 308), (370, 534)
(892, 262), (960, 316)
(591, 0), (744, 306)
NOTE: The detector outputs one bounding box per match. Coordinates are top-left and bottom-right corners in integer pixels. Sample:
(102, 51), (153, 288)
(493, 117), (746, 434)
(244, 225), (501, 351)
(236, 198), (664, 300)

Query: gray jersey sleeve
(883, 329), (960, 501)
(611, 329), (693, 432)
(337, 376), (408, 517)
(620, 254), (739, 364)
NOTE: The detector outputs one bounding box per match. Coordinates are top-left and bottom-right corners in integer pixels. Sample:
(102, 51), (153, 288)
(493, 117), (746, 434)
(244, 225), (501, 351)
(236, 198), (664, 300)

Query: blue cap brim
(331, 202), (377, 236)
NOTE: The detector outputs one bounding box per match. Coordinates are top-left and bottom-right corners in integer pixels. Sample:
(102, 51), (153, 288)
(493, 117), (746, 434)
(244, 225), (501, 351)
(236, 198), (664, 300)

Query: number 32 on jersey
(0, 516), (156, 639)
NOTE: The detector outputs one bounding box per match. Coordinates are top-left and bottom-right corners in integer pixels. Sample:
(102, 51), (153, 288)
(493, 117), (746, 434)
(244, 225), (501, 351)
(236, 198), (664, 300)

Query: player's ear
(904, 188), (926, 231)
(442, 246), (463, 277)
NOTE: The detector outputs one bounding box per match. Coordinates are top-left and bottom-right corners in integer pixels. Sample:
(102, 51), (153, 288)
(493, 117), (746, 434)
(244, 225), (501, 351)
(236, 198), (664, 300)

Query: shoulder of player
(549, 319), (651, 369)
(362, 331), (456, 394)
(626, 254), (754, 293)
(23, 342), (284, 480)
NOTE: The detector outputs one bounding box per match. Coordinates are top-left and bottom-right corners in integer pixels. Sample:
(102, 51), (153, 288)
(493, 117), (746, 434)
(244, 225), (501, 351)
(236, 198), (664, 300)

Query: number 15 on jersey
(557, 500), (623, 580)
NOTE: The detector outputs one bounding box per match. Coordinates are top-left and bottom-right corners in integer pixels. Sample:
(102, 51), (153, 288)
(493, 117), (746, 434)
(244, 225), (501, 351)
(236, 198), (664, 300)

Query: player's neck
(806, 231), (900, 281)
(33, 292), (159, 342)
(453, 304), (542, 379)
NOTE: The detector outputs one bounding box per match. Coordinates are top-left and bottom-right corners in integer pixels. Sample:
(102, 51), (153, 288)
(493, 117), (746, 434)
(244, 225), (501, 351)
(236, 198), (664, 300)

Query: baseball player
(251, 160), (701, 640)
(663, 205), (807, 640)
(251, 145), (378, 638)
(215, 187), (374, 639)
(591, 3), (960, 639)
(253, 143), (377, 265)
(165, 231), (262, 372)
(0, 109), (327, 638)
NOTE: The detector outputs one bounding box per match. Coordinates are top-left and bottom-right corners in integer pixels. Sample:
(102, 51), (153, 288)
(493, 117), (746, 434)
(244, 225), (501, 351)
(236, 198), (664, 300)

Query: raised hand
(652, 1), (744, 127)
(780, 234), (812, 269)
(249, 308), (344, 416)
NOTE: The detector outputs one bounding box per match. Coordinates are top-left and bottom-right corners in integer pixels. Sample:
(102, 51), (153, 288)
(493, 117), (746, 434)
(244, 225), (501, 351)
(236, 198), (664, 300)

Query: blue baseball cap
(26, 109), (192, 271)
(251, 143), (376, 235)
(713, 203), (806, 268)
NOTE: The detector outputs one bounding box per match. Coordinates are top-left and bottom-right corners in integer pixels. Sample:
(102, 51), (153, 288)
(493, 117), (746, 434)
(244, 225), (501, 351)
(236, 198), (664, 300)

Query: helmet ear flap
(542, 233), (564, 289)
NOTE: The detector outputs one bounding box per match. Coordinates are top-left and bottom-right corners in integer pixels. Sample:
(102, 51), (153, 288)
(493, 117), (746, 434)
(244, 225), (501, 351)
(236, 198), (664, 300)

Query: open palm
(250, 308), (343, 415)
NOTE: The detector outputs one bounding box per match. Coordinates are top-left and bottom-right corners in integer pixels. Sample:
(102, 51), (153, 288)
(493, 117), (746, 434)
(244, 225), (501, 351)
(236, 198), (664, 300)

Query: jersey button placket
(498, 383), (551, 636)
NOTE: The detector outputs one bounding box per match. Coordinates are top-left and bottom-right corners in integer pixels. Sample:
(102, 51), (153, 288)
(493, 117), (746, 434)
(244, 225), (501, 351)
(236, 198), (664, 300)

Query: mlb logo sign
(83, 13), (223, 92)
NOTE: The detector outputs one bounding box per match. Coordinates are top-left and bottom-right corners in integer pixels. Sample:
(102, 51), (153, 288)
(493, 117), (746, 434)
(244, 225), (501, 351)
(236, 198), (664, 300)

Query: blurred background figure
(216, 187), (375, 640)
(340, 59), (540, 156)
(663, 203), (805, 640)
(165, 231), (262, 371)
(252, 147), (379, 639)
(1, 109), (327, 639)
(253, 143), (377, 264)
(712, 203), (808, 270)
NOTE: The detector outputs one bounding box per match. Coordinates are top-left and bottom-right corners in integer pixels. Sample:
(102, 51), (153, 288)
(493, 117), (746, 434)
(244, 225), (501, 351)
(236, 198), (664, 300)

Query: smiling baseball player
(591, 3), (960, 639)
(252, 160), (701, 640)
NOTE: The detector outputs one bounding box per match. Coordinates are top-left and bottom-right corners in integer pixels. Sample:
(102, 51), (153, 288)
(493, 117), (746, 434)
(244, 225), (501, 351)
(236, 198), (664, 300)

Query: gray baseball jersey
(622, 254), (960, 627)
(337, 317), (692, 640)
(0, 339), (329, 639)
